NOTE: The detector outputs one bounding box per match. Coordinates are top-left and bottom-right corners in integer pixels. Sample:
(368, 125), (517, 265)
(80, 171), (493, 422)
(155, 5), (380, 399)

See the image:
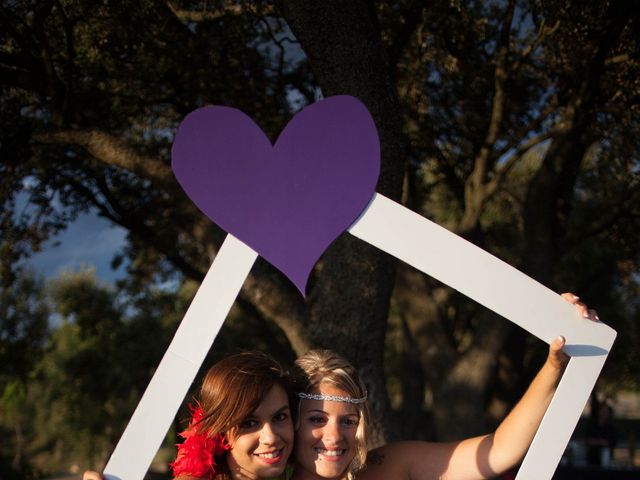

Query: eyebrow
(305, 409), (359, 417)
(245, 404), (290, 420)
(271, 404), (290, 415)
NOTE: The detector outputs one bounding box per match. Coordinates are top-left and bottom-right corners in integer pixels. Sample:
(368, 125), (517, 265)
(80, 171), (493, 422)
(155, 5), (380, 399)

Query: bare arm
(441, 335), (568, 479)
(361, 340), (568, 480)
(362, 294), (596, 480)
(440, 293), (596, 479)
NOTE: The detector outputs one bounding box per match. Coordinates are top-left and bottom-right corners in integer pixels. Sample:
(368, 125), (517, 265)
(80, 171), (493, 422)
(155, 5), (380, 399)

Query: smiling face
(294, 383), (360, 480)
(226, 384), (294, 480)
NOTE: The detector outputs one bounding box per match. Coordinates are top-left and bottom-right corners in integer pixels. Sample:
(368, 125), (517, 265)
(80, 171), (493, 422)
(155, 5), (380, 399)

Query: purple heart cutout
(171, 95), (380, 296)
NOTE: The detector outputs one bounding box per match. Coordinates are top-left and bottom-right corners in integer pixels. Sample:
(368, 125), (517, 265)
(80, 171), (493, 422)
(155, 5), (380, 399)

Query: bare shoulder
(359, 441), (458, 480)
(358, 444), (405, 479)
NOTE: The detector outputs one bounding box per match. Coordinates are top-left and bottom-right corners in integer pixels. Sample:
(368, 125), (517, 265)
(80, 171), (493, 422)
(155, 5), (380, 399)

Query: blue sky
(28, 212), (127, 283)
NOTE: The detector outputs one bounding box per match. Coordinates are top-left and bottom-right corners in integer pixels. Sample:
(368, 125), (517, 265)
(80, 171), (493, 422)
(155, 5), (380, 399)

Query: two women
(85, 293), (596, 480)
(290, 293), (596, 480)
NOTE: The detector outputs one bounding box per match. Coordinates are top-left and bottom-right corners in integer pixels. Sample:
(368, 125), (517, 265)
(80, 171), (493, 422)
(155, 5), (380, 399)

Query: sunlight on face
(294, 384), (360, 480)
(227, 385), (294, 480)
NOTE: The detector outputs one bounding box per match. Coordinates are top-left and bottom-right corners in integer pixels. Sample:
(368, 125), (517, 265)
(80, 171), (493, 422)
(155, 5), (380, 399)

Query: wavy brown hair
(192, 351), (294, 478)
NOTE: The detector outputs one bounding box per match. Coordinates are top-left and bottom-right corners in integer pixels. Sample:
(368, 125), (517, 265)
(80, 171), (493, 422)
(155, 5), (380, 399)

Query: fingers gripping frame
(104, 193), (615, 480)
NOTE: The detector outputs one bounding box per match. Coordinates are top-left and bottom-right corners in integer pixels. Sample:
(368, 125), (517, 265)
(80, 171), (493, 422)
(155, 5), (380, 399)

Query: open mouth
(315, 448), (347, 458)
(255, 448), (284, 463)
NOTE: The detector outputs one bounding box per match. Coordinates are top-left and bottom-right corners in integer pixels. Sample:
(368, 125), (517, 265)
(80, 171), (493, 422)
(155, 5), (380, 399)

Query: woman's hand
(560, 292), (599, 321)
(547, 335), (569, 371)
(83, 471), (103, 480)
(474, 291), (601, 477)
(547, 293), (600, 370)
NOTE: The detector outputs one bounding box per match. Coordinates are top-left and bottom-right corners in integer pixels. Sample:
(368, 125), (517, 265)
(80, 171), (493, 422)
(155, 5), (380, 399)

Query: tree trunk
(280, 0), (407, 444)
(431, 312), (508, 440)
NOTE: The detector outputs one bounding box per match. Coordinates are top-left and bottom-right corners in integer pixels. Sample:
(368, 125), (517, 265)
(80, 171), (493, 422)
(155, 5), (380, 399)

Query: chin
(316, 464), (348, 478)
(258, 465), (285, 476)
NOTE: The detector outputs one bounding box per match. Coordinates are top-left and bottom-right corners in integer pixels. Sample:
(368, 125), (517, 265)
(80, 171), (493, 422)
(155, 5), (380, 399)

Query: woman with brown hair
(85, 351), (295, 480)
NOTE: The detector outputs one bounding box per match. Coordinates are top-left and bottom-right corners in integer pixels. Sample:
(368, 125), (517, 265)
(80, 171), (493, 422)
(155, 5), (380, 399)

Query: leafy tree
(22, 267), (182, 472)
(1, 0), (638, 463)
(0, 269), (48, 475)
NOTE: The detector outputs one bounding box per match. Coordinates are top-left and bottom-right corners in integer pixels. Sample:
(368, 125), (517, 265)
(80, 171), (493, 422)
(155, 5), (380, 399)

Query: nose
(260, 421), (278, 444)
(323, 419), (343, 443)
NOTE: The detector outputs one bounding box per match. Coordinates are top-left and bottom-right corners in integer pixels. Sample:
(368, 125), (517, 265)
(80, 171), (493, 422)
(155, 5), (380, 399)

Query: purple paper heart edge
(171, 95), (381, 296)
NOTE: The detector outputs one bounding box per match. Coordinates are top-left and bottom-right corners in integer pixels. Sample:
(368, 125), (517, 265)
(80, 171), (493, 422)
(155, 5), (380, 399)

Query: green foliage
(0, 268), (47, 477)
(0, 269), (49, 379)
(0, 267), (175, 473)
(0, 263), (296, 474)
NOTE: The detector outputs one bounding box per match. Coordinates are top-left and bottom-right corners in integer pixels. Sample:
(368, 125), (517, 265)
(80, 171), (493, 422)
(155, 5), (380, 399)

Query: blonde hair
(294, 349), (370, 478)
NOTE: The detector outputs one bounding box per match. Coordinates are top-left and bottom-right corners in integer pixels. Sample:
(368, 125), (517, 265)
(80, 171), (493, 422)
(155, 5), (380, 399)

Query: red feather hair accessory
(170, 401), (231, 479)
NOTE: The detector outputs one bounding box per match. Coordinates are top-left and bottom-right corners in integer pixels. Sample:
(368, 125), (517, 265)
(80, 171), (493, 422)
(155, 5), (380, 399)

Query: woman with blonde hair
(291, 294), (598, 480)
(293, 349), (371, 480)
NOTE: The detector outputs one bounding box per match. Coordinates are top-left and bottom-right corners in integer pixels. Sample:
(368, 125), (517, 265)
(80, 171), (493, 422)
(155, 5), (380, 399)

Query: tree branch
(0, 65), (41, 91)
(53, 0), (76, 122)
(387, 0), (428, 83)
(510, 18), (560, 73)
(458, 0), (515, 234)
(32, 129), (174, 185)
(59, 171), (207, 282)
(32, 0), (67, 123)
(486, 130), (553, 197)
(164, 0), (275, 23)
(240, 268), (311, 354)
(566, 187), (640, 250)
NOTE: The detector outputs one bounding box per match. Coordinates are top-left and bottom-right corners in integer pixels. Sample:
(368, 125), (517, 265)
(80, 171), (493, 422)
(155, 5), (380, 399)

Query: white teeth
(316, 448), (345, 457)
(257, 450), (280, 459)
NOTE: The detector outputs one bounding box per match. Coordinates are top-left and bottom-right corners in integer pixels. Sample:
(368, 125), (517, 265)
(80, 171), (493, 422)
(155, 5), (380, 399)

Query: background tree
(10, 268), (178, 472)
(1, 0), (638, 474)
(386, 0), (640, 438)
(0, 269), (48, 478)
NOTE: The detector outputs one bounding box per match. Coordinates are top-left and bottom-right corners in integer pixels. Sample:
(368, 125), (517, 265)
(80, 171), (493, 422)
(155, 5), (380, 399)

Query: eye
(238, 418), (260, 430)
(308, 415), (327, 425)
(341, 417), (359, 428)
(273, 411), (290, 422)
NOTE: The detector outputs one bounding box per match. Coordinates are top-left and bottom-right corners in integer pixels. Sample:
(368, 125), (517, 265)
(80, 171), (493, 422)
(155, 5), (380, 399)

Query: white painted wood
(517, 355), (609, 479)
(348, 193), (616, 479)
(103, 235), (257, 480)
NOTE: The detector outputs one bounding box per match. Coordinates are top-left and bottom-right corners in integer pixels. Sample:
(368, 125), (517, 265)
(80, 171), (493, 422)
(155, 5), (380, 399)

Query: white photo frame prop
(103, 193), (616, 480)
